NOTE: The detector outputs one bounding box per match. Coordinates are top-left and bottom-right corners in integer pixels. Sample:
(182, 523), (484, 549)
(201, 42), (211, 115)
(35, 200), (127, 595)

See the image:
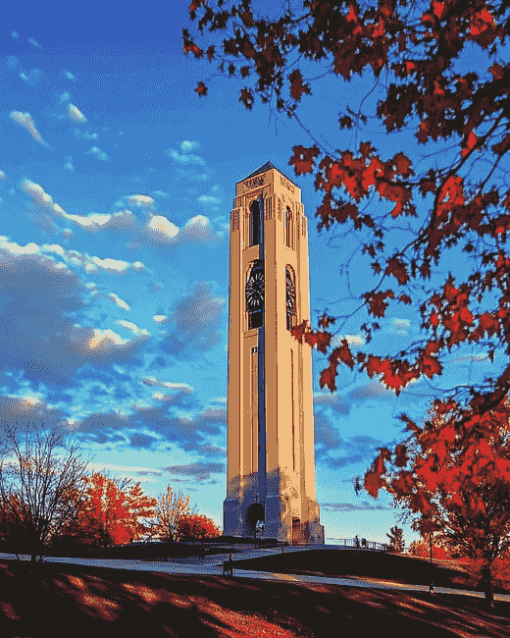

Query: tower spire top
(243, 161), (276, 180)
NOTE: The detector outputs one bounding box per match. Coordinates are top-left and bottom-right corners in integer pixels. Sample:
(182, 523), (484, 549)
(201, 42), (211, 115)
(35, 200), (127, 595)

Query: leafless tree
(150, 486), (197, 543)
(0, 424), (89, 564)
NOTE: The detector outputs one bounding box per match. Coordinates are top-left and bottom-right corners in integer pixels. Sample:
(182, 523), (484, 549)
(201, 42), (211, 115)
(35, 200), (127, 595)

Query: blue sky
(0, 1), (500, 546)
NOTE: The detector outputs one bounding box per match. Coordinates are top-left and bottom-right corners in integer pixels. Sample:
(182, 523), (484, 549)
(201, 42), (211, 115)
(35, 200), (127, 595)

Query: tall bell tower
(223, 161), (324, 543)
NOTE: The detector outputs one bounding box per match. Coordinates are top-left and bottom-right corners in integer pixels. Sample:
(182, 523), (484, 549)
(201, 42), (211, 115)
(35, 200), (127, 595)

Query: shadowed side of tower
(223, 162), (324, 544)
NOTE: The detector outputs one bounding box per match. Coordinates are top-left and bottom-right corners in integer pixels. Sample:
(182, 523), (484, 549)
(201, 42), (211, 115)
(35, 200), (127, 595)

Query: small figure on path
(429, 581), (434, 594)
(355, 535), (360, 550)
(222, 554), (234, 576)
(361, 538), (367, 549)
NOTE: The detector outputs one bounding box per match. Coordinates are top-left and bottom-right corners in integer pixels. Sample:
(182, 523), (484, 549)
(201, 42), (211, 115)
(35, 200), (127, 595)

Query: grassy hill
(1, 558), (510, 638)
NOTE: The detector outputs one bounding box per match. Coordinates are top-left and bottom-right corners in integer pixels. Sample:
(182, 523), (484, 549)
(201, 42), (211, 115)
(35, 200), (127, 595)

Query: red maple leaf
(195, 81), (208, 97)
(289, 145), (321, 175)
(288, 69), (311, 101)
(386, 256), (409, 285)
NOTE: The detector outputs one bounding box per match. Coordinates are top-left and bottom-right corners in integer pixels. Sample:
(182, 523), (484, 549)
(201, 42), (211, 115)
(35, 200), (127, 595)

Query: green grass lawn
(1, 554), (510, 638)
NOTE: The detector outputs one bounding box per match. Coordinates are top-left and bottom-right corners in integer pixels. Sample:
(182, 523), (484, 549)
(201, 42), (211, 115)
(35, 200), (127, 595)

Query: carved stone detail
(244, 175), (265, 191)
(280, 174), (295, 194)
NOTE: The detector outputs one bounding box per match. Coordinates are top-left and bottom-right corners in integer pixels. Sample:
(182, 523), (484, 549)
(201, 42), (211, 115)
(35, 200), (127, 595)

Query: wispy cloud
(68, 104), (87, 123)
(28, 37), (41, 48)
(166, 148), (205, 166)
(85, 146), (109, 161)
(10, 112), (47, 146)
(161, 462), (224, 483)
(322, 501), (391, 512)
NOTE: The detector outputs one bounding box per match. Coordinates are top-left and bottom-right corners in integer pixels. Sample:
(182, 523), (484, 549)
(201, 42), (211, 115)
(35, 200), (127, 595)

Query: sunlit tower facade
(223, 162), (324, 543)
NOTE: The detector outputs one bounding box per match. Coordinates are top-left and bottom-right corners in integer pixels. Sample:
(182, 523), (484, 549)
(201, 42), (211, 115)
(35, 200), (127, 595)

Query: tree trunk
(481, 564), (494, 609)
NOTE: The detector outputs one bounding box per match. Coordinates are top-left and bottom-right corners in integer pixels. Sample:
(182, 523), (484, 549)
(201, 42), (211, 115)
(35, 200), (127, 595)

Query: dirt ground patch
(233, 549), (510, 594)
(1, 559), (510, 638)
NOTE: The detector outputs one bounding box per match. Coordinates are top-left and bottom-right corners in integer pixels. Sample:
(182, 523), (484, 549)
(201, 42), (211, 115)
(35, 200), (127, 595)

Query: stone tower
(223, 161), (324, 544)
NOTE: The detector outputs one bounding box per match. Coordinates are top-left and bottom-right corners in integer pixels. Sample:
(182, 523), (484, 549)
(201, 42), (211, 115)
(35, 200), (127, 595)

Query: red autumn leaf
(386, 256), (409, 285)
(490, 63), (504, 80)
(315, 331), (332, 353)
(365, 290), (395, 317)
(189, 0), (206, 11)
(239, 87), (254, 109)
(333, 340), (355, 369)
(195, 81), (208, 97)
(339, 115), (353, 129)
(395, 444), (408, 467)
(183, 39), (204, 58)
(291, 320), (308, 343)
(419, 354), (443, 379)
(318, 313), (336, 329)
(398, 294), (412, 305)
(319, 365), (337, 392)
(392, 152), (414, 177)
(288, 69), (311, 101)
(304, 332), (318, 348)
(492, 134), (510, 156)
(289, 145), (320, 175)
(462, 131), (478, 157)
(366, 355), (383, 377)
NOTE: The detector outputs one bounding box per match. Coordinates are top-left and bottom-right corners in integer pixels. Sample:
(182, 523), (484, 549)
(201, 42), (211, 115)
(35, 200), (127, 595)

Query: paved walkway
(2, 549), (509, 604)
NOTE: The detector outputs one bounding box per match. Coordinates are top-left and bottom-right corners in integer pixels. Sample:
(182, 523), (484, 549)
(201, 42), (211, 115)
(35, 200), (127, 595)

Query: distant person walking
(362, 538), (367, 549)
(355, 535), (360, 550)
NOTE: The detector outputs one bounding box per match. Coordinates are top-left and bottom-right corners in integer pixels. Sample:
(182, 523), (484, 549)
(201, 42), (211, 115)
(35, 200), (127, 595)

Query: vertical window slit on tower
(249, 200), (261, 246)
(285, 206), (293, 248)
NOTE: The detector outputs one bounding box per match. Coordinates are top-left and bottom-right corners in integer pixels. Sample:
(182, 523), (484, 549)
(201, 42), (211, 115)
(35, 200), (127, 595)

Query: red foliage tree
(183, 0), (510, 412)
(366, 400), (510, 606)
(72, 473), (157, 548)
(177, 513), (220, 543)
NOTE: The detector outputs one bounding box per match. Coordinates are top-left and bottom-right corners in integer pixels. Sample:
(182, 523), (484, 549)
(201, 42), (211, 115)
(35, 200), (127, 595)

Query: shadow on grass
(232, 550), (510, 594)
(0, 559), (509, 638)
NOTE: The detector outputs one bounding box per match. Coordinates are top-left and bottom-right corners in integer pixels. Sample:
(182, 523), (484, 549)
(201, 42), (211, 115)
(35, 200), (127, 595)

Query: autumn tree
(0, 426), (89, 564)
(150, 485), (196, 543)
(177, 513), (220, 543)
(386, 525), (405, 553)
(184, 1), (510, 430)
(365, 400), (510, 606)
(72, 472), (157, 548)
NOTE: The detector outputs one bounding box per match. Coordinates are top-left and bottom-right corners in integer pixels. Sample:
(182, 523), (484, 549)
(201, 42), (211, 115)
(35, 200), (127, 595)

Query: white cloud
(153, 315), (168, 323)
(0, 170), (4, 182)
(65, 70), (77, 82)
(6, 56), (18, 70)
(147, 215), (179, 241)
(392, 318), (411, 335)
(117, 320), (150, 337)
(180, 215), (219, 245)
(85, 146), (109, 161)
(166, 148), (205, 166)
(63, 156), (74, 171)
(108, 293), (130, 311)
(12, 31), (19, 39)
(68, 104), (87, 123)
(142, 376), (194, 393)
(152, 190), (170, 198)
(10, 111), (47, 146)
(60, 91), (71, 103)
(331, 334), (365, 347)
(180, 141), (200, 152)
(126, 194), (155, 209)
(198, 195), (221, 204)
(28, 37), (41, 48)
